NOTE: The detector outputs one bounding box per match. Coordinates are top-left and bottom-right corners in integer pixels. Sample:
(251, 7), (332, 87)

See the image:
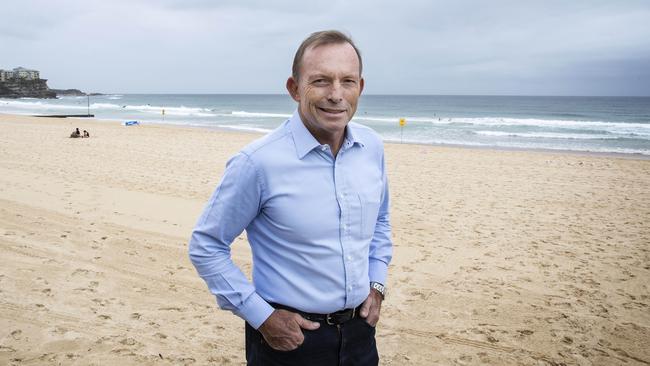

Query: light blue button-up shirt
(189, 111), (392, 329)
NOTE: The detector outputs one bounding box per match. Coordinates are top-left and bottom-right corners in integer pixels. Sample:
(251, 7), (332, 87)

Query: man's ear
(359, 77), (365, 95)
(286, 77), (300, 102)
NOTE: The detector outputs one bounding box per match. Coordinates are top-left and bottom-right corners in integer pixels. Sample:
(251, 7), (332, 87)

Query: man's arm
(188, 153), (275, 329)
(361, 150), (393, 326)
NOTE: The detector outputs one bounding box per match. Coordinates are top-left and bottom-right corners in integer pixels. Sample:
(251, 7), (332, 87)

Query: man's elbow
(188, 230), (233, 275)
(188, 229), (210, 268)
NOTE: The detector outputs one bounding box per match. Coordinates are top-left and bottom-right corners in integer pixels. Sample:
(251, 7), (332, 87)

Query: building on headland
(0, 67), (40, 81)
(0, 66), (56, 98)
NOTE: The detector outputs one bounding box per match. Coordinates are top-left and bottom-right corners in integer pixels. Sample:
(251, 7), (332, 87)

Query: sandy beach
(1, 113), (649, 365)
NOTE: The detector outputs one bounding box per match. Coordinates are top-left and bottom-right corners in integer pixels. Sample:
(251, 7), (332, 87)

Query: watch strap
(370, 281), (386, 299)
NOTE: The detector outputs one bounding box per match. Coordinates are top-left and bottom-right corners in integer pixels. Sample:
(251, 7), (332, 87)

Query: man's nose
(327, 81), (343, 103)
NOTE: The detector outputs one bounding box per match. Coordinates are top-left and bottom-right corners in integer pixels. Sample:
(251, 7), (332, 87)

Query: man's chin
(316, 111), (351, 124)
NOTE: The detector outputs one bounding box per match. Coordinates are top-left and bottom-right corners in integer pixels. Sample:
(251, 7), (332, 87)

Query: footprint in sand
(517, 329), (534, 337)
(71, 268), (90, 277)
(0, 345), (17, 353)
(92, 298), (109, 307)
(456, 355), (473, 364)
(119, 337), (140, 346)
(10, 329), (22, 340)
(52, 326), (68, 335)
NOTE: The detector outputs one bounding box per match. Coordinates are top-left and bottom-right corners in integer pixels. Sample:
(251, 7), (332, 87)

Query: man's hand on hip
(258, 309), (320, 351)
(360, 288), (383, 327)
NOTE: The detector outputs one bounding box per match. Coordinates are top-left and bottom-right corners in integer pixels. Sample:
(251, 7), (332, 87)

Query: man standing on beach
(189, 30), (392, 365)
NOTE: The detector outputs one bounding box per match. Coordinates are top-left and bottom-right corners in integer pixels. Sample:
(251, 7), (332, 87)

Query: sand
(0, 113), (649, 365)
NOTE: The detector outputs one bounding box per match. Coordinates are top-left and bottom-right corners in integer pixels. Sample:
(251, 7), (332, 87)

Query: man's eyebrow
(307, 73), (359, 81)
(307, 74), (330, 80)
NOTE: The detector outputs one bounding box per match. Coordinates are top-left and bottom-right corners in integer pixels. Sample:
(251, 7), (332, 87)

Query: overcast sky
(2, 0), (650, 96)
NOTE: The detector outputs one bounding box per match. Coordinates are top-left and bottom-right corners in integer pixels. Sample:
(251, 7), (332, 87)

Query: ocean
(2, 94), (650, 156)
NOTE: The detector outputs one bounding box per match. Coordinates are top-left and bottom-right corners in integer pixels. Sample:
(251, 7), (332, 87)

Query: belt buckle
(326, 308), (355, 325)
(326, 313), (335, 325)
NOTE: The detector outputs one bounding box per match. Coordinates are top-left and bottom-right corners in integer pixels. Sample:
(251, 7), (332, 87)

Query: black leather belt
(270, 303), (362, 326)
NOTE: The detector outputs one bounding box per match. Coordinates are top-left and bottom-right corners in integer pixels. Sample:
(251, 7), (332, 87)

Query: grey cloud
(2, 0), (649, 95)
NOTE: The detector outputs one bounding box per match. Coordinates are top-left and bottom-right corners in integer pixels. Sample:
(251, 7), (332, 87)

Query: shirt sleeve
(188, 152), (275, 329)
(368, 149), (393, 286)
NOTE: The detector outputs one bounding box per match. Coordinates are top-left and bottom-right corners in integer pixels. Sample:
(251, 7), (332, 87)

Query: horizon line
(76, 92), (650, 98)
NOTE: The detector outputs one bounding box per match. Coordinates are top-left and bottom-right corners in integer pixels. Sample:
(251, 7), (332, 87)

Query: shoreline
(3, 112), (648, 161)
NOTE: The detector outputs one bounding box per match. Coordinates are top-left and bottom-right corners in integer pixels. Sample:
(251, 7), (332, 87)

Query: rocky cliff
(0, 79), (57, 98)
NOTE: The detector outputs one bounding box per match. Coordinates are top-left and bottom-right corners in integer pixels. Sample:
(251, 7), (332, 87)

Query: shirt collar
(289, 110), (365, 159)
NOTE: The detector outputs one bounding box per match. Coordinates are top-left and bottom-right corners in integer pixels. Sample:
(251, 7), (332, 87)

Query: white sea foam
(360, 115), (648, 128)
(473, 131), (642, 140)
(355, 115), (650, 138)
(58, 95), (86, 100)
(216, 124), (273, 133)
(383, 137), (650, 155)
(91, 102), (122, 109)
(230, 111), (292, 118)
(0, 100), (87, 110)
(0, 99), (218, 118)
(450, 117), (650, 131)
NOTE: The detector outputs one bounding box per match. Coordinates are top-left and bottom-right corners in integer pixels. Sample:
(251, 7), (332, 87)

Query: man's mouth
(318, 107), (346, 115)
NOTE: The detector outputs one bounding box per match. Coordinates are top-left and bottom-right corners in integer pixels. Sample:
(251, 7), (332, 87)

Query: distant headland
(0, 66), (101, 99)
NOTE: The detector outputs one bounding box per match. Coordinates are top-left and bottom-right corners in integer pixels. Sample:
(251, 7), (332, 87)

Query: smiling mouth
(318, 107), (346, 114)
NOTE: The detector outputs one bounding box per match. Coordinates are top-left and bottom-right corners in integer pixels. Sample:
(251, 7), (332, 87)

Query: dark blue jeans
(245, 317), (379, 366)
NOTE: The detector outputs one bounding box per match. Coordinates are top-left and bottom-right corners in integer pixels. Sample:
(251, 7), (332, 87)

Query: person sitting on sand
(70, 128), (81, 138)
(83, 130), (90, 138)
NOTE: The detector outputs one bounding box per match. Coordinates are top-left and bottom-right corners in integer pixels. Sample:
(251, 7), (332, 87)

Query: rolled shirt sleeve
(188, 153), (275, 329)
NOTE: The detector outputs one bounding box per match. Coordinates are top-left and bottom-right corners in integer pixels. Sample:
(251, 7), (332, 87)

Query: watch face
(371, 282), (385, 297)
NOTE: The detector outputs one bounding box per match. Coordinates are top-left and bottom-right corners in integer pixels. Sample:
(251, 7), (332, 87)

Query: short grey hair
(291, 30), (363, 81)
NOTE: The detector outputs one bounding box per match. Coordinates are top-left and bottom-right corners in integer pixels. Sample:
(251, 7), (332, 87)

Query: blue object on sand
(124, 120), (140, 126)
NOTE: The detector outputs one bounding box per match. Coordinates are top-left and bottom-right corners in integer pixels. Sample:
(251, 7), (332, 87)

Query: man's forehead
(301, 42), (360, 75)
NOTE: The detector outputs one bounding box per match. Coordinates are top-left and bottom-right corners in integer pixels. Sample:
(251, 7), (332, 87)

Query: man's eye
(343, 79), (357, 85)
(313, 79), (327, 85)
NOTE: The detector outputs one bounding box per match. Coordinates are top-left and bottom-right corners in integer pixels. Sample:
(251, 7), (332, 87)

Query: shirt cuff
(368, 258), (388, 286)
(235, 292), (275, 329)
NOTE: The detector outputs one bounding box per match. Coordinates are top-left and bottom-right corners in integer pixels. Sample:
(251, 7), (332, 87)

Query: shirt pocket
(359, 193), (381, 239)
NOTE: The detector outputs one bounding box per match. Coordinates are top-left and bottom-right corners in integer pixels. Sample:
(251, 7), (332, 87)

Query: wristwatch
(370, 282), (386, 300)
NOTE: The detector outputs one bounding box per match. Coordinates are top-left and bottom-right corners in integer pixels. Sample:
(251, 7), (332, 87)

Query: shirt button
(348, 286), (353, 291)
(347, 255), (352, 260)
